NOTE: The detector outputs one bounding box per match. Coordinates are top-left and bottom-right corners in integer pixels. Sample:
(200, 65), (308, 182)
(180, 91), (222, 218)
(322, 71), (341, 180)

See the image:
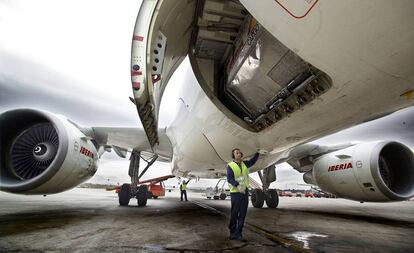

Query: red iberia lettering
(80, 146), (94, 159)
(328, 162), (353, 172)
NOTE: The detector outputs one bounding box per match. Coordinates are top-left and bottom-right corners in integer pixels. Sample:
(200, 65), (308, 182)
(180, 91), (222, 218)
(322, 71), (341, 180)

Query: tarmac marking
(165, 244), (250, 252)
(191, 200), (313, 253)
(246, 223), (313, 253)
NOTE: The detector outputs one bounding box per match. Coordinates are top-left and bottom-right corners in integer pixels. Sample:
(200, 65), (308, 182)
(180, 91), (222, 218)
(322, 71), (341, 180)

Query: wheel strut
(118, 151), (158, 207)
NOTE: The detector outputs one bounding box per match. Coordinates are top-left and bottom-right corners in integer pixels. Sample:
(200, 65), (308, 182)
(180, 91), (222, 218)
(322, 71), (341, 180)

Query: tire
(219, 193), (226, 200)
(118, 184), (130, 206)
(137, 185), (148, 207)
(265, 189), (279, 208)
(213, 195), (219, 200)
(152, 196), (158, 199)
(251, 189), (265, 208)
(207, 196), (211, 199)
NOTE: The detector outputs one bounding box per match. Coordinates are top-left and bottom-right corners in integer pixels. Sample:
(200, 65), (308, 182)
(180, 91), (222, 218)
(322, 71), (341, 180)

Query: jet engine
(303, 141), (414, 202)
(0, 109), (98, 194)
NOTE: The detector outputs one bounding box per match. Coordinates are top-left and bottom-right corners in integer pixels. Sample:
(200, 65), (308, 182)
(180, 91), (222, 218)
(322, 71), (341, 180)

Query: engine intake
(374, 142), (414, 200)
(10, 123), (59, 180)
(0, 109), (98, 194)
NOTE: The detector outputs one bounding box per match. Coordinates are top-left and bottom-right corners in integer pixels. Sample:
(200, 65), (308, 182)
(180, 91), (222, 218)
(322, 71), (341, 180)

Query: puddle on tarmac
(143, 245), (165, 252)
(287, 231), (328, 249)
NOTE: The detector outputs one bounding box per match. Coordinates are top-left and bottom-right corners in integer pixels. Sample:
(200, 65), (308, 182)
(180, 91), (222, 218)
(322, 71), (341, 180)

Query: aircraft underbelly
(169, 55), (413, 177)
(133, 0), (414, 178)
(167, 101), (229, 178)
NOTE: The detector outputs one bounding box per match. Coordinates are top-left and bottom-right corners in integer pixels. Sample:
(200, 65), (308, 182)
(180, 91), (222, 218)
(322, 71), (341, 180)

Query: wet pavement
(0, 188), (413, 252)
(199, 195), (414, 253)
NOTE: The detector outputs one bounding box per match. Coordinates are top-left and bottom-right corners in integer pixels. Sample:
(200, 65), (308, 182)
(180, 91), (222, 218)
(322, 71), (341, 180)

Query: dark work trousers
(180, 190), (188, 201)
(229, 192), (249, 237)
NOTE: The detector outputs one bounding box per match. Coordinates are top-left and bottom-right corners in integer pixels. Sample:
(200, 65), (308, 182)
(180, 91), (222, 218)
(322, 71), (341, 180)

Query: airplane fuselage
(154, 0), (414, 178)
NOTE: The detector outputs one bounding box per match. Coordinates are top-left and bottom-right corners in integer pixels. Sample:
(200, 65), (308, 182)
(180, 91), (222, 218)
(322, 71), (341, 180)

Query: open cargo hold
(220, 14), (331, 130)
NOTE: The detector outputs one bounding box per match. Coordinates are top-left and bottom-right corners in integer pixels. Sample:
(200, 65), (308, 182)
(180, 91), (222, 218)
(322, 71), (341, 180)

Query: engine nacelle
(0, 109), (98, 194)
(304, 141), (414, 202)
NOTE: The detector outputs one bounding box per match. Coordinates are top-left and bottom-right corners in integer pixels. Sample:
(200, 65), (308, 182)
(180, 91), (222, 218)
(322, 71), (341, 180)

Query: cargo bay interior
(187, 0), (332, 131)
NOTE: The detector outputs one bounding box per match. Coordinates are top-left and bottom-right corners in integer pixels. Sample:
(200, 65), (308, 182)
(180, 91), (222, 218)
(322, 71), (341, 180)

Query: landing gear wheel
(137, 185), (148, 207)
(265, 189), (279, 208)
(220, 193), (226, 200)
(251, 189), (265, 208)
(118, 184), (131, 206)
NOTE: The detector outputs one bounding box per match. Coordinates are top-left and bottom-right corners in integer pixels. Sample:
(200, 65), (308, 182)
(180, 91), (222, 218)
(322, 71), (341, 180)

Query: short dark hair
(231, 148), (243, 159)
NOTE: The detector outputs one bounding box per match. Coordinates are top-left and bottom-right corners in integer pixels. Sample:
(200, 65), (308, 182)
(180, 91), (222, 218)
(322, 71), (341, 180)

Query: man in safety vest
(227, 148), (259, 241)
(180, 179), (191, 201)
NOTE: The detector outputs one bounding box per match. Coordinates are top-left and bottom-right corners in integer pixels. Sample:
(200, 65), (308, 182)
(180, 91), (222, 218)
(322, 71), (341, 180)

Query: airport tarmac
(0, 188), (413, 253)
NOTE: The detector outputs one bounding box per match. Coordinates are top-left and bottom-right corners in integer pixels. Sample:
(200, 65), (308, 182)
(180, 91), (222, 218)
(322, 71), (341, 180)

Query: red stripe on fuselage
(274, 0), (319, 19)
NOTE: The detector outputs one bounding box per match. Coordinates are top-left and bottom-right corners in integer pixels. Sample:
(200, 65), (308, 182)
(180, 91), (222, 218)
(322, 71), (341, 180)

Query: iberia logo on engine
(328, 162), (353, 172)
(80, 146), (94, 159)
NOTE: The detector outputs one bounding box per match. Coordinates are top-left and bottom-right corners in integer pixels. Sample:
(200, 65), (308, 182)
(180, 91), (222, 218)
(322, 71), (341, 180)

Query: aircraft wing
(278, 142), (356, 173)
(91, 127), (173, 162)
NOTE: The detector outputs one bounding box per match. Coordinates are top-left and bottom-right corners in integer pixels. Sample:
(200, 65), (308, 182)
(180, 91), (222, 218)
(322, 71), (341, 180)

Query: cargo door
(131, 0), (196, 147)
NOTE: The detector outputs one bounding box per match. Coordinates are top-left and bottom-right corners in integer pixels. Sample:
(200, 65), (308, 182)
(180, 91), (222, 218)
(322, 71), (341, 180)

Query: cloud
(0, 0), (142, 126)
(0, 51), (138, 126)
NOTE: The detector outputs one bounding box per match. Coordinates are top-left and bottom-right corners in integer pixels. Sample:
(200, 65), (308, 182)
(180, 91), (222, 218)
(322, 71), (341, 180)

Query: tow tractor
(137, 174), (175, 199)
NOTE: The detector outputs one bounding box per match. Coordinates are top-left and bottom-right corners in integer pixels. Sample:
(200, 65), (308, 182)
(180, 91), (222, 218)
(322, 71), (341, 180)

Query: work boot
(236, 235), (247, 242)
(229, 234), (238, 240)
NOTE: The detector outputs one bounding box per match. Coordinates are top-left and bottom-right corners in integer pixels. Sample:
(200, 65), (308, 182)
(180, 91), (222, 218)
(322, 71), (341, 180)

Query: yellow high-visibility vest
(181, 183), (187, 190)
(228, 161), (249, 193)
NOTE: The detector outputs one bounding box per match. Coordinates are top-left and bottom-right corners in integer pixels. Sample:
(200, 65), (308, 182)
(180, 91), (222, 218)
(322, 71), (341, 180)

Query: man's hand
(237, 184), (246, 194)
(257, 149), (268, 155)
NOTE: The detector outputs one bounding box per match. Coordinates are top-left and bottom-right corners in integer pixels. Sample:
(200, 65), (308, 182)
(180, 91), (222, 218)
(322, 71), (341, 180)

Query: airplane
(1, 0), (414, 208)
